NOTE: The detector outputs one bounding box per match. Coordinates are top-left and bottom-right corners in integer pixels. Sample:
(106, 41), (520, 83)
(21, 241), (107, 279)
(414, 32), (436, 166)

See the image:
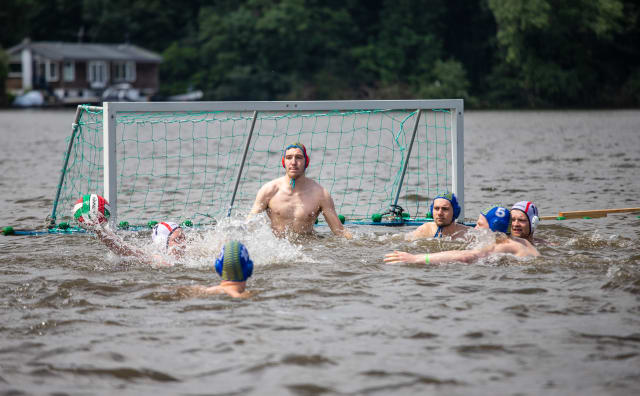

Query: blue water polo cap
(428, 192), (461, 220)
(215, 241), (254, 282)
(480, 206), (511, 233)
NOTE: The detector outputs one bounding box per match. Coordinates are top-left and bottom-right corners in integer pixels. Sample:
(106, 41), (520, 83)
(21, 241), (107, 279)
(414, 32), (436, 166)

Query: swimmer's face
(475, 214), (489, 230)
(510, 209), (530, 238)
(432, 199), (454, 226)
(167, 228), (187, 257)
(284, 147), (306, 178)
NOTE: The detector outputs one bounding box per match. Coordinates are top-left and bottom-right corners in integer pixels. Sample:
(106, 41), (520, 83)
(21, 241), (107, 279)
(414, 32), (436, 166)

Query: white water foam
(180, 213), (311, 269)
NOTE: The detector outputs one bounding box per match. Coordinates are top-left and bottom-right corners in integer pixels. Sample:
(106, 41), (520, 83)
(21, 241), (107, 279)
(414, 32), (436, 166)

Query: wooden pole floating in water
(540, 207), (640, 220)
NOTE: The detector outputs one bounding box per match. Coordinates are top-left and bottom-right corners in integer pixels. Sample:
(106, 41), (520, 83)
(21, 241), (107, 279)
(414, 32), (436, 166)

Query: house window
(88, 61), (108, 88)
(46, 61), (59, 82)
(38, 62), (46, 81)
(63, 61), (75, 82)
(113, 61), (136, 82)
(8, 63), (22, 77)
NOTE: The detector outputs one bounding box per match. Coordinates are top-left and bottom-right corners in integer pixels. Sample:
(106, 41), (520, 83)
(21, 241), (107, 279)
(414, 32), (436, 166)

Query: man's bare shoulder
(259, 177), (286, 194)
(407, 222), (436, 240)
(510, 235), (536, 248)
(495, 235), (539, 257)
(304, 178), (326, 192)
(420, 222), (438, 232)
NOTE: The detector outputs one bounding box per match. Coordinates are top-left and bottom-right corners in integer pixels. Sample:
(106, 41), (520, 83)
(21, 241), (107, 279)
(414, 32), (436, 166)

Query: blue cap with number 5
(480, 206), (511, 233)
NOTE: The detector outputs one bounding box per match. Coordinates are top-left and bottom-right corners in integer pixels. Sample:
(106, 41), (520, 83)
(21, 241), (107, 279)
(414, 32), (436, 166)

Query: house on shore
(5, 38), (162, 104)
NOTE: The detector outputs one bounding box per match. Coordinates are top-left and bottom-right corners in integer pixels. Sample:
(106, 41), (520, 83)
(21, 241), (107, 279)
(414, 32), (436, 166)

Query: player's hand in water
(384, 251), (424, 265)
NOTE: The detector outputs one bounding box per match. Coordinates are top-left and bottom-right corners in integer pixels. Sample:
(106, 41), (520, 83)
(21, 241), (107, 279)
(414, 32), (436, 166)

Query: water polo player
(386, 206), (539, 265)
(87, 220), (187, 267)
(250, 142), (351, 238)
(406, 192), (469, 240)
(179, 241), (254, 298)
(475, 205), (511, 233)
(151, 222), (187, 257)
(510, 201), (539, 242)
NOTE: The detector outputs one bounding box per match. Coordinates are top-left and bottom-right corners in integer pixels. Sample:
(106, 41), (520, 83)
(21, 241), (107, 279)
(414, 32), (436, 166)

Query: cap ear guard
(240, 244), (254, 279)
(530, 214), (539, 233)
(214, 246), (225, 276)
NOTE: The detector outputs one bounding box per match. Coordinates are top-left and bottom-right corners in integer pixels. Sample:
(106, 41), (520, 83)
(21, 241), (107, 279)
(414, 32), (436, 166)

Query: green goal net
(51, 100), (464, 228)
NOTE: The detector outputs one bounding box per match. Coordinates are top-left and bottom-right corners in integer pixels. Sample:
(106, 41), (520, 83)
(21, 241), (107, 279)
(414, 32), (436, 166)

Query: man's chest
(269, 192), (320, 219)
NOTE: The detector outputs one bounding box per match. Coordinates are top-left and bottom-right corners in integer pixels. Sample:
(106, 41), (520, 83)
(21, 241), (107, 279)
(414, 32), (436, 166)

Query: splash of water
(181, 213), (310, 269)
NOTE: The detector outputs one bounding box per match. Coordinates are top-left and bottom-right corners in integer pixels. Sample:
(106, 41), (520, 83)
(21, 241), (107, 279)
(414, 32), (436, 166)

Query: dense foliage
(1, 0), (638, 107)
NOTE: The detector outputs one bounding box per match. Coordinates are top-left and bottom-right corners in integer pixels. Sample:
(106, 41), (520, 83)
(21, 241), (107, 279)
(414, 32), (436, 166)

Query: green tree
(159, 42), (200, 96)
(416, 59), (470, 99)
(487, 0), (627, 107)
(81, 0), (205, 51)
(0, 0), (33, 47)
(197, 0), (359, 100)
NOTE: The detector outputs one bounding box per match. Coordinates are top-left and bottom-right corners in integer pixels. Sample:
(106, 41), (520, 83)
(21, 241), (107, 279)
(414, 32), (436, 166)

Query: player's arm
(94, 225), (152, 263)
(405, 222), (437, 240)
(320, 189), (352, 239)
(249, 183), (273, 216)
(384, 248), (490, 265)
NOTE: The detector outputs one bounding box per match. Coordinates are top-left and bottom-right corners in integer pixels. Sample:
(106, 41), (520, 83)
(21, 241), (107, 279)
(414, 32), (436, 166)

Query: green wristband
(425, 254), (429, 264)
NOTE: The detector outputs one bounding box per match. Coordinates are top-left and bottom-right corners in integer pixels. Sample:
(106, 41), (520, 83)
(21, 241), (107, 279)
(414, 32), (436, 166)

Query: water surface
(1, 108), (639, 395)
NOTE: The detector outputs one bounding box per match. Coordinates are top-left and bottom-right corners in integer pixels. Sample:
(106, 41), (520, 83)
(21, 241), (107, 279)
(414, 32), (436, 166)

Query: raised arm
(320, 188), (352, 239)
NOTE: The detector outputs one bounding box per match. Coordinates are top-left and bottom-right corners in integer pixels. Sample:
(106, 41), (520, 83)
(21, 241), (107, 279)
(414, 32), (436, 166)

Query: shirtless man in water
(405, 192), (469, 240)
(386, 205), (539, 265)
(250, 142), (352, 238)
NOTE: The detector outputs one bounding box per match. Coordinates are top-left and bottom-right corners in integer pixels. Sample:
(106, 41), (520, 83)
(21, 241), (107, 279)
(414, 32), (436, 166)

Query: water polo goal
(48, 100), (464, 229)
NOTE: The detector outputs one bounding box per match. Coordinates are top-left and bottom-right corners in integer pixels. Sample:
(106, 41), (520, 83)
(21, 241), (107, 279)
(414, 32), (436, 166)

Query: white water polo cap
(511, 201), (539, 235)
(152, 222), (182, 248)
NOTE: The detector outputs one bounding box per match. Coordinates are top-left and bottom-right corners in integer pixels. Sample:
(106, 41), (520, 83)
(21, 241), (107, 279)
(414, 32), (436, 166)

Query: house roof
(7, 40), (162, 63)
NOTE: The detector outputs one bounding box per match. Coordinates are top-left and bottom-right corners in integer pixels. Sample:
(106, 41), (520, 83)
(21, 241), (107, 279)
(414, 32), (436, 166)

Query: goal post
(53, 100), (464, 227)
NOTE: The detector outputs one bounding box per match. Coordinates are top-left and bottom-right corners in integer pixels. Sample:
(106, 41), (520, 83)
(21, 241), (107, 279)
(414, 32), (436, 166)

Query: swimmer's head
(152, 222), (186, 254)
(214, 241), (254, 282)
(511, 201), (539, 238)
(428, 192), (461, 226)
(282, 142), (310, 170)
(476, 206), (511, 233)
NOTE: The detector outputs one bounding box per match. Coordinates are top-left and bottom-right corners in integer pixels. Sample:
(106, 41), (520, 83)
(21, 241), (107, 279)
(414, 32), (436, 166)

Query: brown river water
(1, 108), (639, 395)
